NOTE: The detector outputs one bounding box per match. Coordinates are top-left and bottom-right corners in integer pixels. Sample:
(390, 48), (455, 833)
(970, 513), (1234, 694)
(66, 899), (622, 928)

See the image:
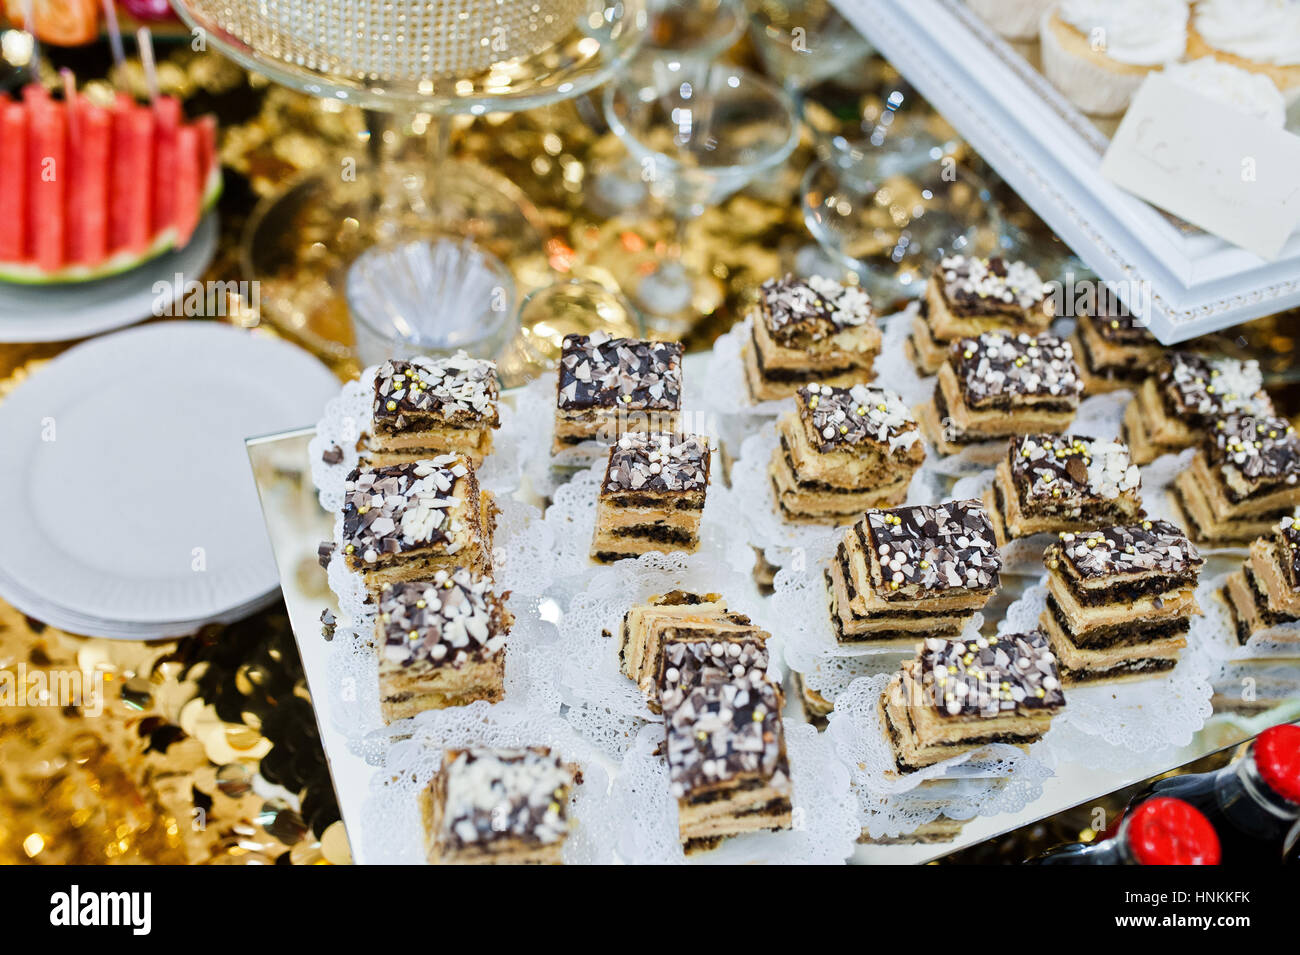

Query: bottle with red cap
(1123, 723), (1300, 866)
(1028, 797), (1221, 865)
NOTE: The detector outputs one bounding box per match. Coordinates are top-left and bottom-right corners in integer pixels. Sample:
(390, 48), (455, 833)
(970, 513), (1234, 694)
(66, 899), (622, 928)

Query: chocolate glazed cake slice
(662, 669), (792, 854)
(742, 274), (880, 402)
(769, 381), (924, 523)
(879, 630), (1064, 772)
(366, 353), (500, 467)
(553, 331), (683, 459)
(826, 500), (1001, 645)
(1223, 516), (1300, 645)
(985, 433), (1143, 544)
(1040, 521), (1203, 686)
(591, 431), (710, 562)
(423, 747), (580, 865)
(1173, 413), (1300, 546)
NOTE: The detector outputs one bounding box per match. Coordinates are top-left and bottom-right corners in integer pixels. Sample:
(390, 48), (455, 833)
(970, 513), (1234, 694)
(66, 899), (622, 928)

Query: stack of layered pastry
(552, 331), (684, 463)
(907, 255), (1053, 376)
(422, 746), (581, 865)
(1069, 307), (1164, 395)
(1041, 520), (1204, 686)
(827, 501), (1002, 646)
(919, 329), (1084, 458)
(984, 433), (1144, 545)
(325, 356), (514, 724)
(1223, 515), (1300, 647)
(1172, 412), (1300, 547)
(880, 630), (1066, 772)
(616, 591), (791, 853)
(770, 382), (924, 523)
(1123, 352), (1273, 466)
(590, 431), (711, 562)
(742, 275), (880, 402)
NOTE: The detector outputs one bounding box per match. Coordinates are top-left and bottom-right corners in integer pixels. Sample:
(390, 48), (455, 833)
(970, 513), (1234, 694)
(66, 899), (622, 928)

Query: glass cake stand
(169, 0), (647, 362)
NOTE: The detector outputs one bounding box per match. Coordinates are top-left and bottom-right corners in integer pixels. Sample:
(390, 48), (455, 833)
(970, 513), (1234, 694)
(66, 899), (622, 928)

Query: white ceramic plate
(0, 215), (219, 343)
(0, 321), (339, 638)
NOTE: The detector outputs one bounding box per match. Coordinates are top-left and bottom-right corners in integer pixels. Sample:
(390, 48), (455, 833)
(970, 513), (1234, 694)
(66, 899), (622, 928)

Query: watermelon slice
(0, 83), (222, 285)
(25, 85), (68, 274)
(0, 97), (29, 264)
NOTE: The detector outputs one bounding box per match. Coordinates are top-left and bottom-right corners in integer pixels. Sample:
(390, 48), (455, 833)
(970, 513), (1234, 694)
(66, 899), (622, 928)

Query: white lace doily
(358, 701), (618, 865)
(307, 363), (522, 511)
(701, 315), (788, 423)
(604, 721), (858, 864)
(730, 427), (946, 570)
(827, 674), (1052, 839)
(554, 552), (772, 760)
(923, 388), (1131, 478)
(1190, 571), (1300, 662)
(1000, 582), (1214, 767)
(773, 551), (985, 707)
(540, 456), (754, 595)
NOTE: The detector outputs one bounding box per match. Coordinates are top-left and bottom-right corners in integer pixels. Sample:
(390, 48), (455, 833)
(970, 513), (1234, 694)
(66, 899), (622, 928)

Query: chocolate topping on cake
(938, 255), (1049, 315)
(920, 630), (1065, 717)
(951, 332), (1082, 407)
(1162, 353), (1272, 420)
(557, 331), (683, 411)
(798, 382), (920, 454)
(439, 747), (574, 849)
(603, 432), (710, 493)
(1046, 520), (1202, 580)
(660, 640), (770, 708)
(373, 352), (499, 427)
(863, 500), (1001, 599)
(664, 672), (789, 798)
(341, 456), (472, 563)
(760, 274), (873, 344)
(1090, 310), (1155, 346)
(1010, 434), (1141, 503)
(1208, 413), (1300, 485)
(377, 568), (507, 667)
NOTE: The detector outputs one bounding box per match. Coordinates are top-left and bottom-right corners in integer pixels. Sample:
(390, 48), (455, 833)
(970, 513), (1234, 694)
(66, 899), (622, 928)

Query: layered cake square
(663, 670), (792, 853)
(553, 331), (683, 458)
(909, 255), (1053, 375)
(1070, 309), (1163, 395)
(1223, 516), (1300, 645)
(770, 382), (925, 523)
(918, 331), (1083, 457)
(618, 591), (768, 709)
(590, 431), (711, 562)
(1173, 413), (1300, 545)
(422, 747), (579, 865)
(1041, 521), (1203, 686)
(1123, 353), (1273, 465)
(367, 353), (499, 467)
(984, 433), (1144, 544)
(340, 456), (495, 590)
(827, 501), (1001, 645)
(374, 568), (512, 721)
(742, 274), (881, 402)
(880, 630), (1065, 772)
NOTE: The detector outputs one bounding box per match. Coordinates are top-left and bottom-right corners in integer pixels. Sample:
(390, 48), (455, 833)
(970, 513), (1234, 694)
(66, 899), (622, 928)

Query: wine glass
(746, 0), (872, 93)
(604, 52), (799, 332)
(800, 153), (1007, 312)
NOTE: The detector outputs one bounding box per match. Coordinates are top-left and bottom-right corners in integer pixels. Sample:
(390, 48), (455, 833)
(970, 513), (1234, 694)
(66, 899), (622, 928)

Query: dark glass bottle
(1029, 797), (1220, 865)
(1126, 724), (1300, 866)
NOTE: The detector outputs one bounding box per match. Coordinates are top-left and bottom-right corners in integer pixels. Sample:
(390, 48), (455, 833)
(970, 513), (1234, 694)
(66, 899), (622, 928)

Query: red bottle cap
(1128, 797), (1221, 865)
(1254, 724), (1300, 805)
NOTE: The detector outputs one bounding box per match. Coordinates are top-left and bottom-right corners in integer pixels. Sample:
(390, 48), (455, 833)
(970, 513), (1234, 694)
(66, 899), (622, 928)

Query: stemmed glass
(745, 0), (872, 93)
(604, 52), (799, 332)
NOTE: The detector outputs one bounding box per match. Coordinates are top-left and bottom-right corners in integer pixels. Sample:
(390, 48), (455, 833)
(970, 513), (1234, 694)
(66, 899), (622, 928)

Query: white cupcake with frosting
(1160, 57), (1287, 126)
(1041, 0), (1190, 115)
(966, 0), (1055, 41)
(1189, 0), (1300, 99)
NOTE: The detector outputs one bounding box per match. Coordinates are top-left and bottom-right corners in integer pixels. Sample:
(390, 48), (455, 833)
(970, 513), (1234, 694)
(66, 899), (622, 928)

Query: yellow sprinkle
(386, 400), (397, 411)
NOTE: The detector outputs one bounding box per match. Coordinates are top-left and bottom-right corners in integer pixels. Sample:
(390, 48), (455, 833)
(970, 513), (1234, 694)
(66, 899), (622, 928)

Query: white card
(1100, 75), (1300, 261)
